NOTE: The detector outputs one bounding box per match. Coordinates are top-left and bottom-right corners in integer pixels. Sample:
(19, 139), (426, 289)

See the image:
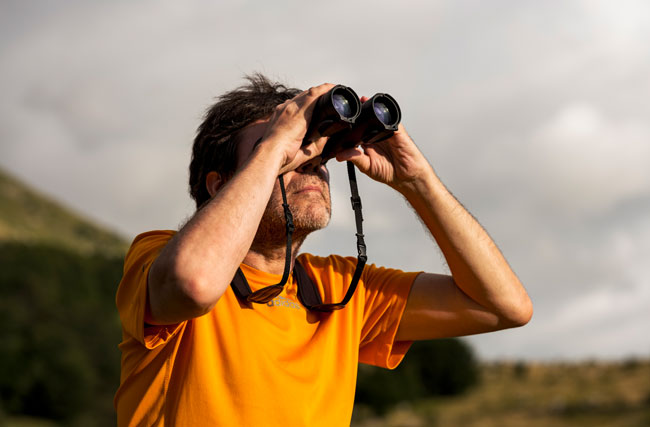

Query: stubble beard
(250, 186), (331, 254)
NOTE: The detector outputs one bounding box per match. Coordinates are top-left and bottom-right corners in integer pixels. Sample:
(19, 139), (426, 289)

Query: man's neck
(243, 238), (305, 275)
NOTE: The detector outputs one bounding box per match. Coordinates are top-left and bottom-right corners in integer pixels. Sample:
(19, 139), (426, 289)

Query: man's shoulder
(129, 230), (176, 249)
(123, 230), (176, 263)
(130, 230), (177, 245)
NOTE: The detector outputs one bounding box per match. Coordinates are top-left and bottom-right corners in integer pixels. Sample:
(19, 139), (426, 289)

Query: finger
(297, 83), (337, 106)
(309, 82), (337, 97)
(335, 147), (370, 172)
(287, 83), (337, 124)
(335, 146), (362, 161)
(267, 84), (336, 135)
(360, 96), (370, 103)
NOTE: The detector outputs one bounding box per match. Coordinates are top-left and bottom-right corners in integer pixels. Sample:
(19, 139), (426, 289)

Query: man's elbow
(178, 274), (226, 316)
(150, 265), (226, 324)
(502, 296), (533, 328)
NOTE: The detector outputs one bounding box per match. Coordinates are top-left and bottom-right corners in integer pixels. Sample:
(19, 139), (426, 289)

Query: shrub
(355, 338), (479, 414)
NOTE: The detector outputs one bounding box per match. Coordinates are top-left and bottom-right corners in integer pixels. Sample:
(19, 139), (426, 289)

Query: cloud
(528, 103), (650, 216)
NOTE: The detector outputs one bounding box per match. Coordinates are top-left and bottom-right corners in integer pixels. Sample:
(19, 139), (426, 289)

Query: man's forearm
(400, 167), (533, 326)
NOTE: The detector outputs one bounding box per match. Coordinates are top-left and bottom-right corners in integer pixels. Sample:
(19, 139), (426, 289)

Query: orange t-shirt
(115, 230), (419, 426)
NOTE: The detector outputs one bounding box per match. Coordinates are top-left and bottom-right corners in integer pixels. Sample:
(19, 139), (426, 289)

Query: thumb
(336, 147), (370, 172)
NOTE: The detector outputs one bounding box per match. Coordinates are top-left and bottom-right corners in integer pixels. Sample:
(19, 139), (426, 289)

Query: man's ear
(206, 171), (224, 198)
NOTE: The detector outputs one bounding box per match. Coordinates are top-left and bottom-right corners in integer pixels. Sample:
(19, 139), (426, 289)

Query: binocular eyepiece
(303, 85), (401, 162)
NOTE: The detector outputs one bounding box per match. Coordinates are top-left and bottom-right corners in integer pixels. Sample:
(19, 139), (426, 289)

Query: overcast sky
(1, 0), (649, 360)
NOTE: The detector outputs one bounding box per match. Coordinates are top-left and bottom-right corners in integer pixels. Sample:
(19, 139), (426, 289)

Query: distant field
(353, 359), (650, 427)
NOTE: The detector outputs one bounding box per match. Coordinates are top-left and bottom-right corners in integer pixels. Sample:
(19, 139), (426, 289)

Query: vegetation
(355, 339), (479, 414)
(0, 167), (128, 425)
(0, 242), (124, 426)
(352, 359), (650, 426)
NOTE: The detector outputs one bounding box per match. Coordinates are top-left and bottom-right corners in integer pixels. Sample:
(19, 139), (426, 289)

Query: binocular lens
(332, 93), (355, 118)
(373, 101), (393, 125)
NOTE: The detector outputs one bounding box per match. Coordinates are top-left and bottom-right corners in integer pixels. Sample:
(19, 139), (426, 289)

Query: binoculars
(303, 85), (401, 162)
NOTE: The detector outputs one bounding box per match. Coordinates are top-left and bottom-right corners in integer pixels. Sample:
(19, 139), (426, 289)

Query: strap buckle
(282, 203), (295, 233)
(350, 196), (362, 211)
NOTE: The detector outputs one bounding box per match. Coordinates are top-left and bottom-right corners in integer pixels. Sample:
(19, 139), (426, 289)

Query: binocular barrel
(303, 85), (401, 162)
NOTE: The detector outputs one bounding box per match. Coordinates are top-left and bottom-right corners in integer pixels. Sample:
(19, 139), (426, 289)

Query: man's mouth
(296, 185), (323, 194)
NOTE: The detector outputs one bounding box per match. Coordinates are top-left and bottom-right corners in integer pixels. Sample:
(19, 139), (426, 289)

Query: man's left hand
(334, 97), (431, 195)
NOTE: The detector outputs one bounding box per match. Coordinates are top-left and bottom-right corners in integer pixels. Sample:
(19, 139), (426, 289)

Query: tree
(355, 338), (479, 414)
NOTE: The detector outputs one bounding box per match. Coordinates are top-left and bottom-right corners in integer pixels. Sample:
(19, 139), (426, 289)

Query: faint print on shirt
(267, 295), (302, 310)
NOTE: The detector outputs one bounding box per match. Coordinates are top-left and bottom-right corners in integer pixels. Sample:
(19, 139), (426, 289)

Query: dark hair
(189, 73), (301, 208)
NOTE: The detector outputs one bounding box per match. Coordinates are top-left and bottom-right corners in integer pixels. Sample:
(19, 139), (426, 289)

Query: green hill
(0, 168), (128, 255)
(0, 168), (128, 425)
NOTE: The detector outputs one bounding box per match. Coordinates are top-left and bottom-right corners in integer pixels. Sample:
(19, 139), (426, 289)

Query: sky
(1, 0), (649, 361)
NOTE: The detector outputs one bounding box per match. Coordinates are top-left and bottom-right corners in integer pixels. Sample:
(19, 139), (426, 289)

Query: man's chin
(293, 214), (330, 235)
(294, 205), (331, 231)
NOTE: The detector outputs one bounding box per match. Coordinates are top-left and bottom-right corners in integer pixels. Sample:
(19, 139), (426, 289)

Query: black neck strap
(277, 174), (295, 286)
(230, 161), (367, 311)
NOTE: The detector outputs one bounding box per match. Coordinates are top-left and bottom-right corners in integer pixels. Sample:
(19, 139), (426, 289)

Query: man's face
(235, 119), (332, 248)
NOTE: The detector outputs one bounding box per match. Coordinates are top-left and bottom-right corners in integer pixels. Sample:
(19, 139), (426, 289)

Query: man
(115, 74), (532, 426)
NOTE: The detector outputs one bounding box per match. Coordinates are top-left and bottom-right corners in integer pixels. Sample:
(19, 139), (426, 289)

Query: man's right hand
(257, 83), (335, 175)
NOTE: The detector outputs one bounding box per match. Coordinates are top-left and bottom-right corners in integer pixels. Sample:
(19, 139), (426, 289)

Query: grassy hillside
(0, 168), (128, 255)
(352, 359), (650, 426)
(0, 168), (127, 425)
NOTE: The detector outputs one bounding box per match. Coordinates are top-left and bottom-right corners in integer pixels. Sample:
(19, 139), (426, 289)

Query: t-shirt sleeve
(115, 230), (184, 349)
(358, 263), (421, 369)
